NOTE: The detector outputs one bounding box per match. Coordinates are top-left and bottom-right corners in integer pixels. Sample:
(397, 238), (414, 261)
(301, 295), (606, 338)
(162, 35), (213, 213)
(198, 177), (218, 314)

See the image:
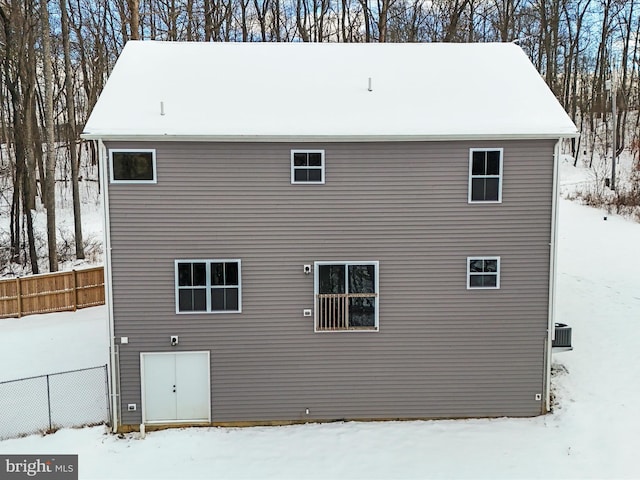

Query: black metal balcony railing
(552, 323), (573, 352)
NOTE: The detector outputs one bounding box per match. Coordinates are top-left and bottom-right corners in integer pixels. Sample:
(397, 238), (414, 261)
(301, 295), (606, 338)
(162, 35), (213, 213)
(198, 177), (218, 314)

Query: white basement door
(141, 351), (211, 423)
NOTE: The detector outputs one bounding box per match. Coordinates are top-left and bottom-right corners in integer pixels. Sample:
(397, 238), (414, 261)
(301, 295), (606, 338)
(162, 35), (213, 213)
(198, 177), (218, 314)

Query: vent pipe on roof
(160, 101), (165, 116)
(368, 77), (372, 92)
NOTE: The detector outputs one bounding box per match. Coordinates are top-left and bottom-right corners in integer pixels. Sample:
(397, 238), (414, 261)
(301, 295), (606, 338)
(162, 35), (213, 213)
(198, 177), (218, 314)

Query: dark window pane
(471, 178), (499, 202)
(294, 169), (308, 182)
(485, 178), (500, 201)
(318, 264), (345, 294)
(482, 275), (497, 287)
(349, 265), (375, 294)
(486, 151), (500, 175)
(193, 289), (207, 310)
(293, 153), (308, 167)
(225, 262), (239, 286)
(484, 260), (498, 272)
(179, 288), (206, 311)
(471, 178), (485, 201)
(308, 169), (322, 182)
(112, 152), (154, 181)
(211, 288), (238, 311)
(472, 152), (485, 175)
(308, 153), (322, 166)
(469, 260), (483, 272)
(193, 263), (207, 286)
(349, 297), (375, 327)
(211, 288), (224, 311)
(225, 288), (239, 310)
(178, 263), (191, 286)
(470, 274), (497, 288)
(178, 290), (193, 311)
(211, 263), (224, 285)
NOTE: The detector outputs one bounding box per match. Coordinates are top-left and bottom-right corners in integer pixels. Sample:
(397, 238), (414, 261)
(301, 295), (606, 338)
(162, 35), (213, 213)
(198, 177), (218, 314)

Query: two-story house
(83, 41), (578, 432)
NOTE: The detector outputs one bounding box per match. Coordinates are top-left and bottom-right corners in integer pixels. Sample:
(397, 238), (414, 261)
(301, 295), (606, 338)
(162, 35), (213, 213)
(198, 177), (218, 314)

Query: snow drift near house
(1, 196), (639, 479)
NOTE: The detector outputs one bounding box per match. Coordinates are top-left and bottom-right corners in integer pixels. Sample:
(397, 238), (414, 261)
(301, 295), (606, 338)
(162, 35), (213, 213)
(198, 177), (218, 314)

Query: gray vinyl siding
(106, 139), (556, 425)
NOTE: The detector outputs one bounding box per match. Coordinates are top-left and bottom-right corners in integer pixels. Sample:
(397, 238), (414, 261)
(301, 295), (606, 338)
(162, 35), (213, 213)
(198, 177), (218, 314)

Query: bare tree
(40, 0), (59, 272)
(60, 0), (85, 259)
(128, 0), (140, 39)
(0, 0), (39, 273)
(377, 0), (395, 41)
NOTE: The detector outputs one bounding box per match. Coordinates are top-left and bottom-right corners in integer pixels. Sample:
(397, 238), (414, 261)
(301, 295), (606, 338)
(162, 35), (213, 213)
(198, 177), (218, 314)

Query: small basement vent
(552, 323), (573, 352)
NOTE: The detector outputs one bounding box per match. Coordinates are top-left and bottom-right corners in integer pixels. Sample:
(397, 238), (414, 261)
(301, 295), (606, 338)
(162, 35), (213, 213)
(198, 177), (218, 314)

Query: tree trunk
(296, 0), (310, 41)
(378, 0), (391, 41)
(10, 155), (21, 264)
(21, 64), (39, 273)
(1, 1), (39, 270)
(61, 0), (85, 259)
(239, 0), (248, 41)
(359, 0), (371, 41)
(40, 0), (59, 272)
(128, 0), (140, 39)
(22, 155), (39, 274)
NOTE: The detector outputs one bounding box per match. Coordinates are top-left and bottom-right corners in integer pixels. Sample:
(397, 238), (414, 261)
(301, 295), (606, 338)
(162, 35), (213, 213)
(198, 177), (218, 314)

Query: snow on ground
(558, 154), (594, 196)
(559, 149), (638, 202)
(0, 306), (108, 383)
(0, 160), (103, 277)
(1, 163), (639, 479)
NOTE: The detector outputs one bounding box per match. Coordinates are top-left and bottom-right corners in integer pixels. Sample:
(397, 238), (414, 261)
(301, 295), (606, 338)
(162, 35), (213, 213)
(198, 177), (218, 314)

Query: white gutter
(545, 139), (562, 412)
(80, 132), (581, 143)
(99, 139), (119, 433)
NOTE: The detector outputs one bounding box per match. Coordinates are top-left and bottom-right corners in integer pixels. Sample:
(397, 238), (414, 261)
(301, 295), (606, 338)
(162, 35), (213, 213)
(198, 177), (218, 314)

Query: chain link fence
(0, 365), (110, 440)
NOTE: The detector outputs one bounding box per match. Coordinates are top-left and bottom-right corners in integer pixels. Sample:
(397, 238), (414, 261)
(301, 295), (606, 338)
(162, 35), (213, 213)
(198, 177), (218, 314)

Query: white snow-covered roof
(82, 41), (578, 141)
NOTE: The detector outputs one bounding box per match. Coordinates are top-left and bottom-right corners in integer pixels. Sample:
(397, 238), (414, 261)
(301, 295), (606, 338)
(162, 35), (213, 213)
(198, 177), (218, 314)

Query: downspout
(545, 139), (561, 413)
(99, 139), (119, 433)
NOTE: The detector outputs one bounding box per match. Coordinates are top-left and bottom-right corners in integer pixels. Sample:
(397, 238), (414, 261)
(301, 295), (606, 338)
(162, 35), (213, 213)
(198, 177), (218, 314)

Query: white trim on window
(313, 260), (379, 332)
(175, 259), (242, 314)
(109, 149), (157, 184)
(291, 149), (325, 184)
(467, 256), (501, 290)
(468, 148), (503, 203)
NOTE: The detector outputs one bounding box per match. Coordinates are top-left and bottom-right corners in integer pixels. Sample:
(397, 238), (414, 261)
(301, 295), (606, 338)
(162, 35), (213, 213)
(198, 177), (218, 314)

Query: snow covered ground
(0, 306), (108, 383)
(0, 160), (103, 278)
(1, 162), (639, 479)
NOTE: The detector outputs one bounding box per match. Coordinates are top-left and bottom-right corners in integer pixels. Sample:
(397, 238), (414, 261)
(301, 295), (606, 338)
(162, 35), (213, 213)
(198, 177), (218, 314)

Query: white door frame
(140, 351), (211, 424)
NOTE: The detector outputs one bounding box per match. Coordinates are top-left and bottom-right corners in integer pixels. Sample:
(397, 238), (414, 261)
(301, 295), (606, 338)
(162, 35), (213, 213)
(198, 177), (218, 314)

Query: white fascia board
(81, 132), (580, 142)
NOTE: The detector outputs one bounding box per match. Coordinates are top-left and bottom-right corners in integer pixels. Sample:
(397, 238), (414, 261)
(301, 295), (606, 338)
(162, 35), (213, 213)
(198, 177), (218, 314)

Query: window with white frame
(110, 149), (157, 183)
(467, 257), (500, 289)
(469, 148), (502, 202)
(291, 150), (325, 184)
(314, 261), (379, 331)
(175, 260), (241, 313)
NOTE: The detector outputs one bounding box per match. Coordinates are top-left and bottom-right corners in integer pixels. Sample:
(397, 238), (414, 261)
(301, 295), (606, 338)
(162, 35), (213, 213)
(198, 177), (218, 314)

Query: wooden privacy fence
(0, 267), (105, 319)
